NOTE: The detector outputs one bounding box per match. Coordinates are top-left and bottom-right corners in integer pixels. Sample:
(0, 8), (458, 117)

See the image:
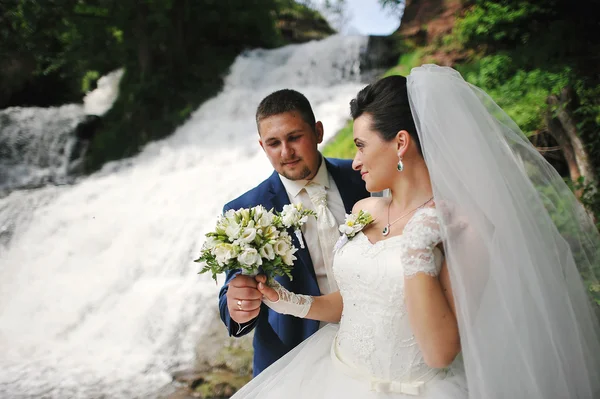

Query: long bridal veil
(407, 65), (600, 398)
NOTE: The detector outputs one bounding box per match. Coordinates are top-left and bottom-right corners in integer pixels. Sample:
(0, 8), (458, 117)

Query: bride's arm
(404, 256), (460, 369)
(256, 275), (343, 323)
(305, 291), (343, 323)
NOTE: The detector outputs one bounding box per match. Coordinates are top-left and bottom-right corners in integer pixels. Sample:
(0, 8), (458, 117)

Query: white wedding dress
(232, 208), (468, 398)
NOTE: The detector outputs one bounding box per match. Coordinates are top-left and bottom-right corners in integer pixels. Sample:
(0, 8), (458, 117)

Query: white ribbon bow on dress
(370, 380), (425, 395)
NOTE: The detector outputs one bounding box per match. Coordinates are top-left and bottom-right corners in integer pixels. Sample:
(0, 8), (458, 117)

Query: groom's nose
(281, 141), (294, 159)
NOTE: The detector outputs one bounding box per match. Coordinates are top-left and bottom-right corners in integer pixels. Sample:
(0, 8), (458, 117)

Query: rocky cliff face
(277, 8), (336, 44)
(397, 0), (470, 66)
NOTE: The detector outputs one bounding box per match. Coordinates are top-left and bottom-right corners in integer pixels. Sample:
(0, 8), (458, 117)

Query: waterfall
(0, 69), (124, 197)
(0, 35), (369, 398)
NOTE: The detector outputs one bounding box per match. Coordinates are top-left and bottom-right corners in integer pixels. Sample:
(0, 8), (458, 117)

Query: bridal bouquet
(195, 204), (315, 282)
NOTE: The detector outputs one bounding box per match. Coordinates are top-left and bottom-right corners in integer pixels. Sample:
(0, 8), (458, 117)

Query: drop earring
(397, 155), (404, 172)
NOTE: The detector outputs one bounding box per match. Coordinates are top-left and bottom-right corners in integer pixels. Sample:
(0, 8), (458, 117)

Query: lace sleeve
(400, 208), (444, 278)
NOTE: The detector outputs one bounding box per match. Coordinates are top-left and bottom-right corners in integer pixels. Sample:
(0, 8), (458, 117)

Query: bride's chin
(365, 181), (385, 194)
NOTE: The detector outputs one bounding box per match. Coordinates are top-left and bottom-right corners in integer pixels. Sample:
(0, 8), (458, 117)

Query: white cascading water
(0, 105), (85, 194)
(0, 35), (368, 398)
(0, 69), (124, 196)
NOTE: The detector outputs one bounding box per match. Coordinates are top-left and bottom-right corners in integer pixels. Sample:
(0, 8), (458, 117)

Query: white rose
(273, 239), (291, 256)
(257, 210), (275, 228)
(213, 243), (238, 265)
(237, 247), (262, 266)
(259, 243), (276, 260)
(225, 222), (242, 240)
(240, 227), (257, 244)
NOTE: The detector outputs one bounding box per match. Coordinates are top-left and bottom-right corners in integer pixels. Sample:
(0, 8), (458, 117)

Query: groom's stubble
(258, 110), (324, 182)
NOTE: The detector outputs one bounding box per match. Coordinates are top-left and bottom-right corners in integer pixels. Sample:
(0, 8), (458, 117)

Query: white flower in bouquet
(254, 206), (275, 228)
(195, 204), (315, 283)
(213, 243), (238, 265)
(224, 221), (242, 241)
(237, 247), (262, 267)
(239, 227), (257, 244)
(259, 243), (276, 261)
(263, 225), (280, 241)
(274, 236), (292, 257)
(202, 236), (219, 251)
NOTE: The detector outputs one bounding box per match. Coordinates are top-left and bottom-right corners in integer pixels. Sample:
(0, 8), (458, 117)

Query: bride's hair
(350, 75), (421, 155)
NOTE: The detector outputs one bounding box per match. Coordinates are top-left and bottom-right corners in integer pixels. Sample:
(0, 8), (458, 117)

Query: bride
(230, 65), (600, 398)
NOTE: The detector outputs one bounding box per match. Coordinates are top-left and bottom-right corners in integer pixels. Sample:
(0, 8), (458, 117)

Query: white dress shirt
(278, 158), (345, 296)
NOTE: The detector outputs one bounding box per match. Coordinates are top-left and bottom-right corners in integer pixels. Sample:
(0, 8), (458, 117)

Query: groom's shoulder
(223, 172), (276, 211)
(326, 157), (353, 169)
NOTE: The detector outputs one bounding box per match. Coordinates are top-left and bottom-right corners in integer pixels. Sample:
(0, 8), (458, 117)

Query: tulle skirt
(231, 324), (468, 398)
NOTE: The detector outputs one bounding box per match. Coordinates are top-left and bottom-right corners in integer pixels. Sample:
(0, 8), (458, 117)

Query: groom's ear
(314, 121), (324, 144)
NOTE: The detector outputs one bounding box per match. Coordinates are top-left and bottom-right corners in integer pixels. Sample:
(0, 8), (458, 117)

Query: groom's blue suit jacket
(219, 157), (369, 376)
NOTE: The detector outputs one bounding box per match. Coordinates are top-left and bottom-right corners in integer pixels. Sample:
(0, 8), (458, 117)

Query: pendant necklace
(382, 196), (434, 236)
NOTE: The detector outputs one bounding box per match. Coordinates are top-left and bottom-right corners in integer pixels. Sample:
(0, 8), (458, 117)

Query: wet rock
(158, 307), (254, 399)
(360, 35), (401, 82)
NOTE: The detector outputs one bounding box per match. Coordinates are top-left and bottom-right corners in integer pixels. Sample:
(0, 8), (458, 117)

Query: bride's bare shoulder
(351, 196), (387, 215)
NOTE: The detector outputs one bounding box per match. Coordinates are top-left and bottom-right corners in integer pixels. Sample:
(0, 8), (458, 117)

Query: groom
(218, 89), (368, 376)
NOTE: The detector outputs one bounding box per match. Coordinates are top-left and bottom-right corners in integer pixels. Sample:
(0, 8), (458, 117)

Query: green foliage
(454, 0), (599, 78)
(574, 84), (600, 183)
(3, 0), (331, 169)
(453, 0), (600, 303)
(0, 0), (125, 105)
(81, 70), (100, 93)
(457, 55), (571, 135)
(383, 50), (423, 78)
(78, 0), (286, 171)
(455, 2), (551, 45)
(277, 0), (325, 21)
(322, 120), (356, 160)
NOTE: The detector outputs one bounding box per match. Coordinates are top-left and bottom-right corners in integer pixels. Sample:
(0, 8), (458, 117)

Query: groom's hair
(256, 89), (316, 134)
(350, 75), (421, 155)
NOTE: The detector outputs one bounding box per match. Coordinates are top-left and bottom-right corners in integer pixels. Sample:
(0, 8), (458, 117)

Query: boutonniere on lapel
(333, 210), (374, 253)
(280, 203), (316, 249)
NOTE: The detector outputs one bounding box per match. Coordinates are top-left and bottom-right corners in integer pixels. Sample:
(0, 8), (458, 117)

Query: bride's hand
(255, 275), (313, 318)
(256, 275), (280, 302)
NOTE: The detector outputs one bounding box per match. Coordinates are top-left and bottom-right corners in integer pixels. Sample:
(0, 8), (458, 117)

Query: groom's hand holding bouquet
(195, 204), (315, 324)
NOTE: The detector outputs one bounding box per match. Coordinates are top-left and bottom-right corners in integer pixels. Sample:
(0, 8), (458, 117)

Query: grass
(322, 119), (355, 159)
(383, 50), (424, 78)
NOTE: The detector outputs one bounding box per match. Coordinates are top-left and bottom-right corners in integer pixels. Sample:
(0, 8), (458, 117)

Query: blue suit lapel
(266, 172), (318, 285)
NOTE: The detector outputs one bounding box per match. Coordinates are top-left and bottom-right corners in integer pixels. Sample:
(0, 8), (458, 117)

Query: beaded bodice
(333, 208), (443, 383)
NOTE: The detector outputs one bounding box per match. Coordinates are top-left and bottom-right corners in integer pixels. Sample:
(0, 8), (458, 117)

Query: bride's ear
(395, 130), (411, 156)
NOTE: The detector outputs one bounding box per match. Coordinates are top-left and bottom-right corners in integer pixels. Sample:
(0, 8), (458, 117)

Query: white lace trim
(400, 208), (443, 278)
(262, 280), (314, 318)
